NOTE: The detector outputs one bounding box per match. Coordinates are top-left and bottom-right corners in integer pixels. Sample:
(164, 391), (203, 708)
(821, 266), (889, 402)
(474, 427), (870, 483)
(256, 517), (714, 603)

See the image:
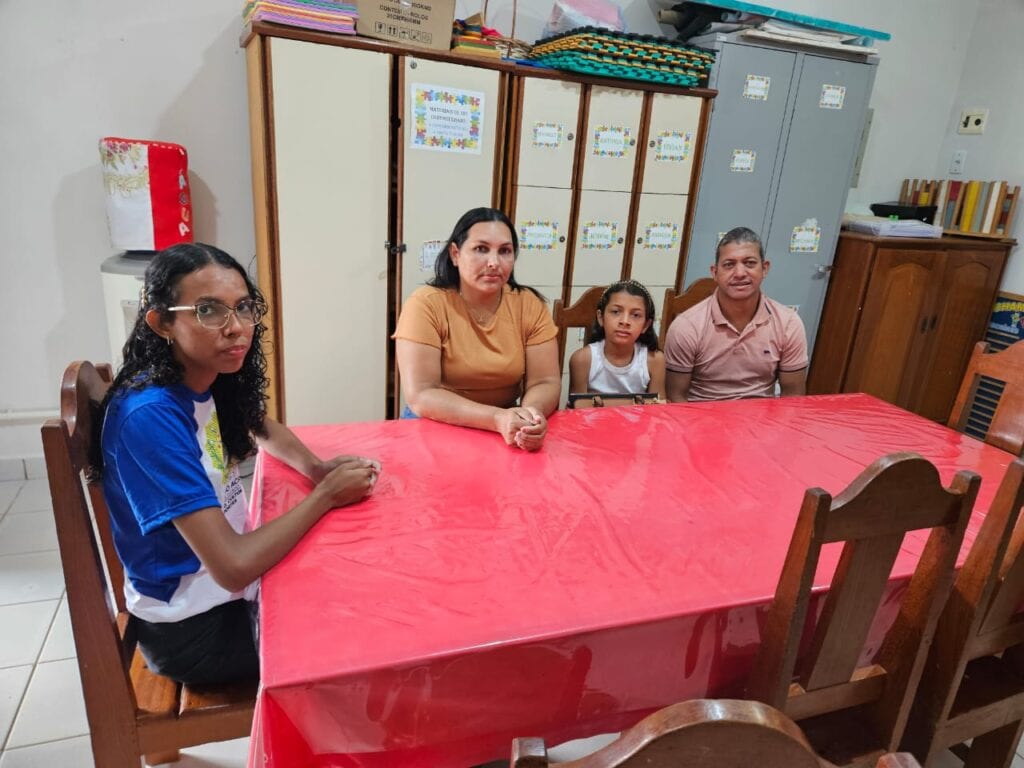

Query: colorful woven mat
(529, 27), (714, 87)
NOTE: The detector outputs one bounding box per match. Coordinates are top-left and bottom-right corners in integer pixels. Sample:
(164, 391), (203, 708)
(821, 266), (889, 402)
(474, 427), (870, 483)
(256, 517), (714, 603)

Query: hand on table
(495, 406), (547, 452)
(312, 456), (381, 507)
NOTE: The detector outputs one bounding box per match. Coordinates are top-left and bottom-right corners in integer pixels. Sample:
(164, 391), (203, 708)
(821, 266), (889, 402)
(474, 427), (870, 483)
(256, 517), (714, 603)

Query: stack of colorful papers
(451, 14), (503, 58)
(243, 0), (358, 35)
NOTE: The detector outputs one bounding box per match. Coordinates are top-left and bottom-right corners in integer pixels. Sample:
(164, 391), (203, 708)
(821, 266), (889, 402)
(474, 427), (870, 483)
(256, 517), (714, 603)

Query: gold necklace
(460, 291), (499, 324)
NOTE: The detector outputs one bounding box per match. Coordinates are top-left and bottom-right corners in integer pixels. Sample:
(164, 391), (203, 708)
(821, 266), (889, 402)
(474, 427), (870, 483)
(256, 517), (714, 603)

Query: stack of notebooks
(243, 0), (357, 35)
(529, 28), (715, 87)
(900, 178), (1020, 238)
(451, 14), (502, 58)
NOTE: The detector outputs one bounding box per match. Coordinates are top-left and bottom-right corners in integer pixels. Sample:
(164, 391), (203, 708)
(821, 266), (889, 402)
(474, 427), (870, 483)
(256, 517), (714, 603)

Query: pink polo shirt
(664, 292), (808, 401)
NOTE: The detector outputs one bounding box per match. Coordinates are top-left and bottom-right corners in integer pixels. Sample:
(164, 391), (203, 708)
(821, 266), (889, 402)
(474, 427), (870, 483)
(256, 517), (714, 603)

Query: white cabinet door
(513, 186), (572, 287)
(401, 58), (502, 301)
(630, 193), (688, 288)
(580, 87), (643, 193)
(270, 38), (390, 425)
(516, 78), (581, 189)
(572, 190), (631, 286)
(642, 93), (702, 195)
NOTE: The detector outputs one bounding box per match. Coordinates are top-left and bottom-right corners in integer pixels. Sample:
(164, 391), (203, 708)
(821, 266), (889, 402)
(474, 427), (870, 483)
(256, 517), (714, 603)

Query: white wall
(935, 0), (1024, 290)
(0, 0), (1013, 459)
(0, 2), (255, 459)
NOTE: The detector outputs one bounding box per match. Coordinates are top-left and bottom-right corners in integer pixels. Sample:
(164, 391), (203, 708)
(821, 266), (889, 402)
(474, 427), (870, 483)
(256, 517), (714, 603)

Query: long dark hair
(96, 243), (270, 472)
(428, 207), (543, 299)
(589, 280), (659, 352)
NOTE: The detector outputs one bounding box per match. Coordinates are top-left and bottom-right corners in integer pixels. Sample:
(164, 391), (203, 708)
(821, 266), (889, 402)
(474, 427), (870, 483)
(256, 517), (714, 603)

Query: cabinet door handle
(929, 314), (937, 331)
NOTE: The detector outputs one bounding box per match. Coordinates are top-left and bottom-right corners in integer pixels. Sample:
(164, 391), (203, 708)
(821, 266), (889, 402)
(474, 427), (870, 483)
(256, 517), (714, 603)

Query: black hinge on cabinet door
(384, 241), (407, 256)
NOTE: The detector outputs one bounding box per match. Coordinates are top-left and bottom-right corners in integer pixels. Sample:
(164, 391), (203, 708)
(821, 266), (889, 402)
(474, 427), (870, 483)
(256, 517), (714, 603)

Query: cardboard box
(356, 0), (455, 51)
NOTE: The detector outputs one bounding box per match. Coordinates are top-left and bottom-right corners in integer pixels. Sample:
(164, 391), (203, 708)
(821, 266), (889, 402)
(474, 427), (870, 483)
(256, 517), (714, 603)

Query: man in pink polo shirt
(665, 227), (808, 402)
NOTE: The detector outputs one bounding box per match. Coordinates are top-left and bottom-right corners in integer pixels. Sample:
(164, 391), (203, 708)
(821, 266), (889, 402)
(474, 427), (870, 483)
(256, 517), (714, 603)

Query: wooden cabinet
(808, 232), (1011, 421)
(244, 22), (714, 421)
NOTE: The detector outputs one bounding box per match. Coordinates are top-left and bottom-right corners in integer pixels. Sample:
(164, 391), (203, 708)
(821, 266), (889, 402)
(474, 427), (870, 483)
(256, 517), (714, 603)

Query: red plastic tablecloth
(246, 394), (1013, 767)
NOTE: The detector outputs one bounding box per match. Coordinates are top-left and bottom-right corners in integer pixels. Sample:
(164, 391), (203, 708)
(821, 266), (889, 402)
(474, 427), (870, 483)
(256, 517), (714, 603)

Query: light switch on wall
(950, 149), (966, 175)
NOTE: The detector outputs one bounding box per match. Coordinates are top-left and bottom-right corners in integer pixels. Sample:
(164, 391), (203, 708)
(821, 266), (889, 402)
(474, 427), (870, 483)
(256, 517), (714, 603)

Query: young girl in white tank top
(568, 280), (666, 399)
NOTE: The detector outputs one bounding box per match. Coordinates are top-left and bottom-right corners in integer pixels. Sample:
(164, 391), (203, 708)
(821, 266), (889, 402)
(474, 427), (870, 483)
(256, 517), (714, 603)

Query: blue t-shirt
(101, 384), (254, 622)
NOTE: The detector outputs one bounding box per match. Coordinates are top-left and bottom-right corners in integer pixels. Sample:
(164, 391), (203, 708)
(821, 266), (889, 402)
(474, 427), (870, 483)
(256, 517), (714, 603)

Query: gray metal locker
(683, 33), (877, 350)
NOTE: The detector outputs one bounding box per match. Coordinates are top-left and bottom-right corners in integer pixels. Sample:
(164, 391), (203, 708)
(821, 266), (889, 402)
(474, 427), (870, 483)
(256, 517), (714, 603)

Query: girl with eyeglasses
(96, 242), (380, 685)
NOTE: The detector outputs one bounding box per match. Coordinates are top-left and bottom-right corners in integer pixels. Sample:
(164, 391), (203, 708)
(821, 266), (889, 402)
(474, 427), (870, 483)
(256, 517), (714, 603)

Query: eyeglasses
(167, 299), (266, 329)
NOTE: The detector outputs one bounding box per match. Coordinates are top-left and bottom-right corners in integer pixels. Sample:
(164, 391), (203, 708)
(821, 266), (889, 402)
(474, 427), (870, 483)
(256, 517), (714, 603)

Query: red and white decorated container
(99, 137), (193, 251)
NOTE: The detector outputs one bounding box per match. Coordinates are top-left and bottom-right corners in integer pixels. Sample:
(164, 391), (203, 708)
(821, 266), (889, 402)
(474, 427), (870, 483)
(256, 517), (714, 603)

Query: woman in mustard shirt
(394, 208), (560, 451)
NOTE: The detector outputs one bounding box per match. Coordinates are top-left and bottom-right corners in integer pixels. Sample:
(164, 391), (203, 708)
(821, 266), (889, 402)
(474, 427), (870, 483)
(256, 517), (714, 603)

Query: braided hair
(589, 280), (660, 352)
(94, 243), (270, 473)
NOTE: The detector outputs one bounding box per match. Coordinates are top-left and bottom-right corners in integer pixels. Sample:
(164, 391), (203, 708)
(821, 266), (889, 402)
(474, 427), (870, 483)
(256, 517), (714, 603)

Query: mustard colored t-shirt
(394, 285), (558, 407)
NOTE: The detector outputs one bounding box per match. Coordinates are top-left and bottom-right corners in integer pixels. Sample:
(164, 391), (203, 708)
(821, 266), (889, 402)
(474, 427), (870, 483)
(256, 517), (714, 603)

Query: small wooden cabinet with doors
(807, 231), (1013, 421)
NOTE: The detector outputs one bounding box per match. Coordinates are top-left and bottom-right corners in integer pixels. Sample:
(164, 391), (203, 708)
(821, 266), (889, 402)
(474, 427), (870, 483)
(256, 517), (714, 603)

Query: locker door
(572, 190), (631, 287)
(516, 78), (581, 188)
(401, 58), (502, 301)
(270, 39), (391, 424)
(512, 186), (572, 287)
(580, 87), (644, 192)
(630, 193), (688, 340)
(630, 192), (688, 287)
(641, 93), (702, 195)
(761, 55), (875, 351)
(683, 44), (795, 285)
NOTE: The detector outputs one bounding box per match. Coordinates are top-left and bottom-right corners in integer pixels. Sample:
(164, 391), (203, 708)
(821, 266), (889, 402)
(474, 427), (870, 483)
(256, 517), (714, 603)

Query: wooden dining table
(245, 394), (1014, 768)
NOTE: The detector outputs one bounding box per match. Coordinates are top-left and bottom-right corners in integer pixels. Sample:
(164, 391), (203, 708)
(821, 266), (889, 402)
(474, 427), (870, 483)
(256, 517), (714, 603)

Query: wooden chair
(658, 277), (716, 349)
(553, 286), (607, 370)
(41, 361), (256, 767)
(567, 393), (662, 409)
(947, 340), (1024, 455)
(745, 452), (980, 767)
(901, 458), (1024, 767)
(510, 698), (923, 768)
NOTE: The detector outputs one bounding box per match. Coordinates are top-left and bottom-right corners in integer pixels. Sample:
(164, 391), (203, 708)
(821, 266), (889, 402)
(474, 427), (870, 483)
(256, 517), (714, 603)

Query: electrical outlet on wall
(957, 109), (989, 135)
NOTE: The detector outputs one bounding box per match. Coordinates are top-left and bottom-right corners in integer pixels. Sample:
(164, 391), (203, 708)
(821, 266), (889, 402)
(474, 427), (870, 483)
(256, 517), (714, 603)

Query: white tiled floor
(2, 475), (1024, 768)
(0, 479), (248, 768)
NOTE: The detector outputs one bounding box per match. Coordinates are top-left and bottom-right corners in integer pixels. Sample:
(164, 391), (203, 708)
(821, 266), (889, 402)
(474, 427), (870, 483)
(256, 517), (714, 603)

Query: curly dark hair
(589, 280), (659, 352)
(94, 243), (270, 473)
(428, 207), (545, 301)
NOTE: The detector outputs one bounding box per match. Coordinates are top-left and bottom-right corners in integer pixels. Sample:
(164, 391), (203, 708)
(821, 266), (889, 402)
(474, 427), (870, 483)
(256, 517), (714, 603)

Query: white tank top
(587, 340), (650, 394)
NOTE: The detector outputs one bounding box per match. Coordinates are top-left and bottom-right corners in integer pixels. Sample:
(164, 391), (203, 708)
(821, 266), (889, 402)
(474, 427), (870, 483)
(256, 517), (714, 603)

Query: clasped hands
(495, 406), (547, 452)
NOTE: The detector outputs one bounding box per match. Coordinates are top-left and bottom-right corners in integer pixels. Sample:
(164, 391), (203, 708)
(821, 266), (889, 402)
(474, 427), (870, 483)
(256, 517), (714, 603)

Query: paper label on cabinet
(819, 84), (846, 110)
(730, 149), (756, 173)
(581, 221), (618, 249)
(410, 83), (484, 154)
(592, 126), (630, 158)
(420, 239), (447, 271)
(519, 221), (559, 250)
(717, 231), (728, 243)
(789, 226), (821, 253)
(743, 74), (771, 100)
(642, 223), (679, 250)
(654, 131), (692, 162)
(532, 122), (562, 148)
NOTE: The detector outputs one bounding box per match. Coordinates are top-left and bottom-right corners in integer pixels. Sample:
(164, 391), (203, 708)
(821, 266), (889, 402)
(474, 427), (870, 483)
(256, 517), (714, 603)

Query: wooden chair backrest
(553, 285), (606, 370)
(41, 361), (256, 766)
(567, 393), (661, 409)
(40, 361), (144, 760)
(948, 340), (1024, 454)
(745, 452), (979, 754)
(901, 458), (1024, 759)
(511, 698), (924, 768)
(658, 278), (715, 349)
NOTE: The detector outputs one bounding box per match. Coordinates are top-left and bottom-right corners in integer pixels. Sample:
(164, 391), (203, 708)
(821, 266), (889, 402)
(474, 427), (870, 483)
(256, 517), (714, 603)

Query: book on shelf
(894, 177), (1018, 238)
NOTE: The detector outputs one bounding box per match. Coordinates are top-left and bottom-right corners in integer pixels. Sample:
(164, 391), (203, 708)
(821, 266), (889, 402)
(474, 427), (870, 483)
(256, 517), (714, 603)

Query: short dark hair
(590, 280), (659, 352)
(715, 227), (764, 263)
(428, 207), (542, 299)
